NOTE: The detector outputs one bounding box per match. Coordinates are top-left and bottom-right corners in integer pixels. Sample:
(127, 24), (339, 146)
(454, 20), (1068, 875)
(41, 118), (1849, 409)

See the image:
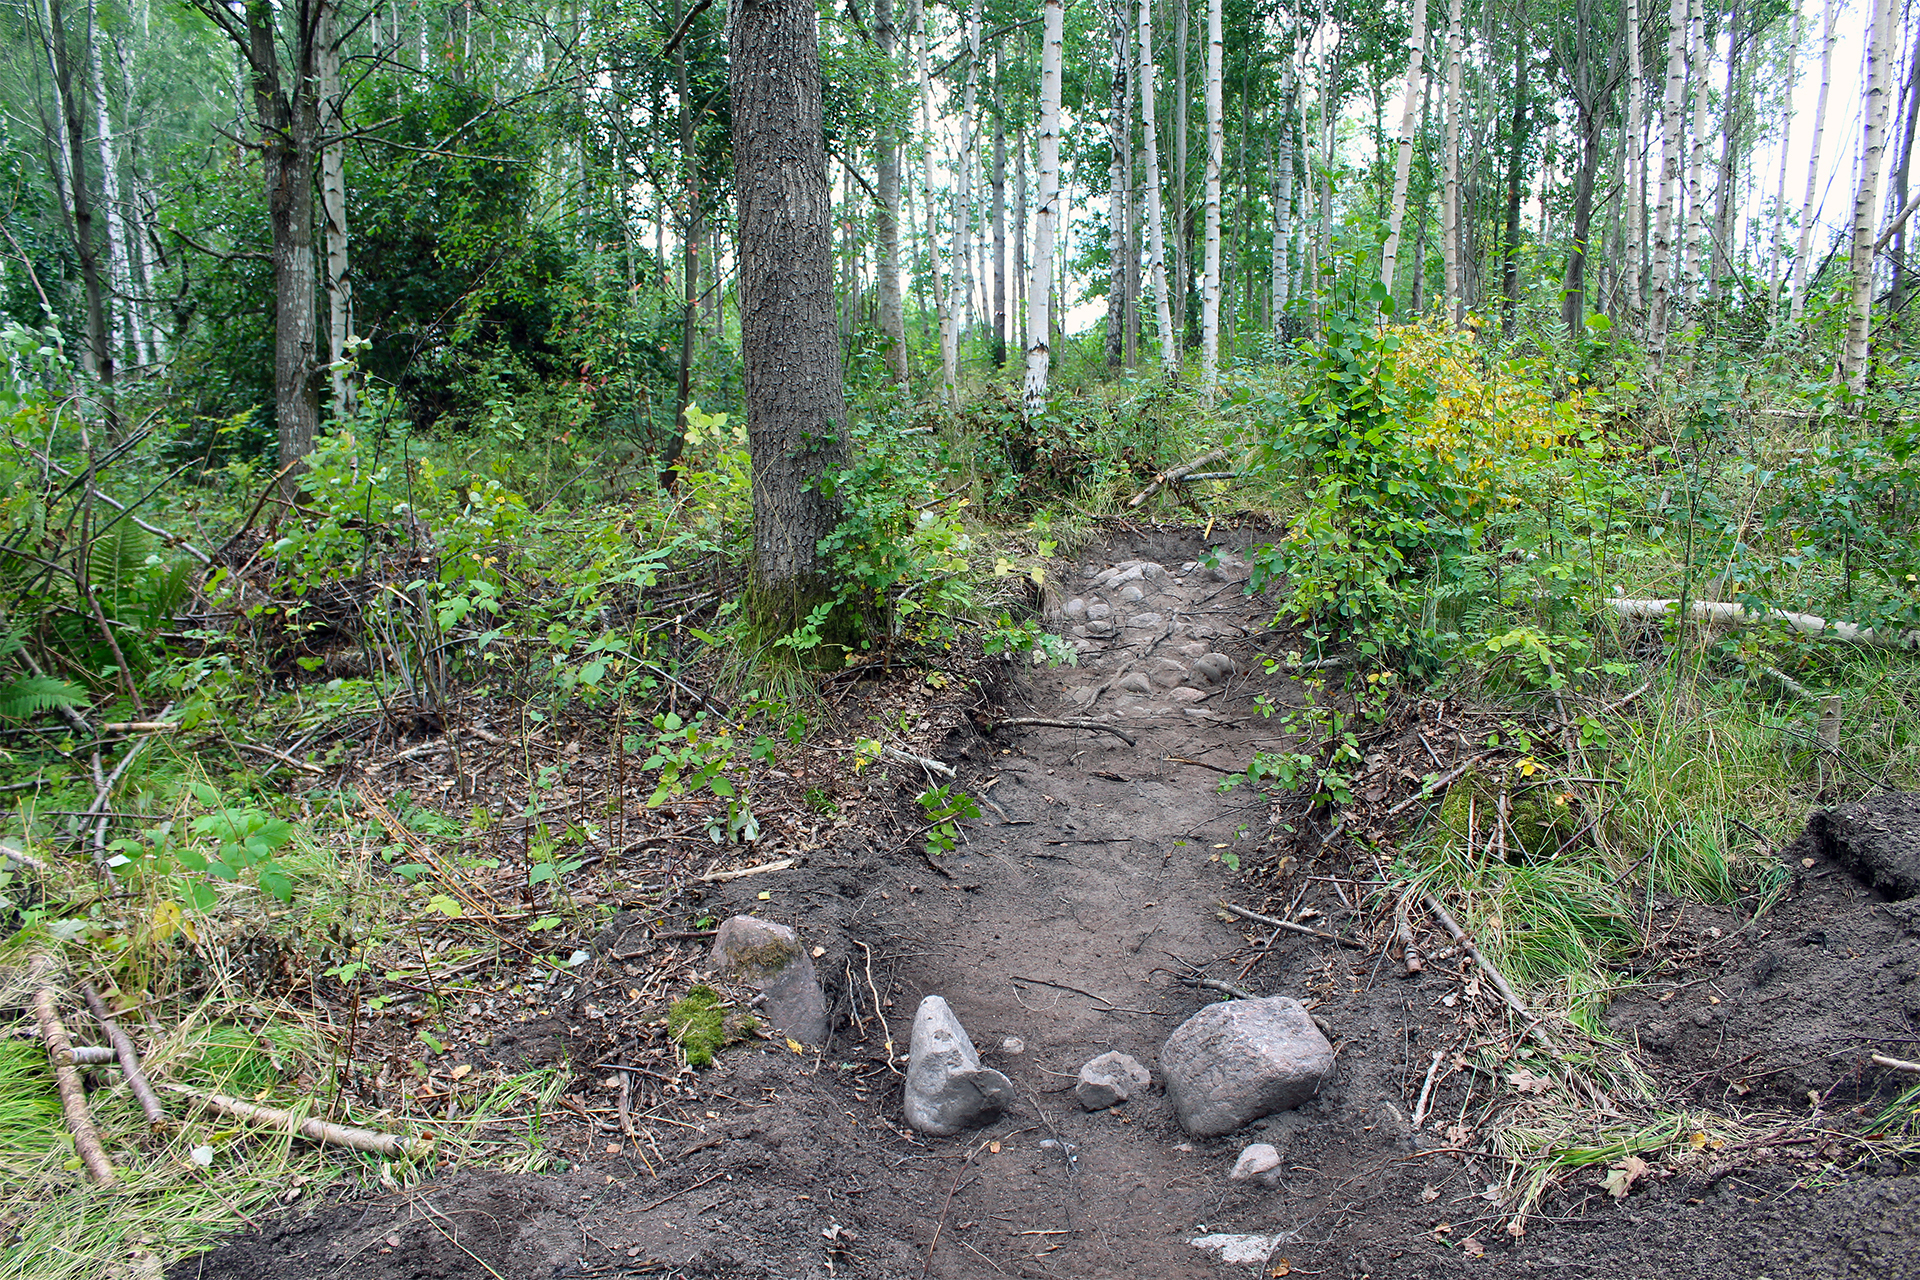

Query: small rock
(1168, 686), (1207, 704)
(1120, 583), (1146, 603)
(1075, 1051), (1151, 1110)
(1085, 601), (1113, 621)
(904, 996), (1012, 1136)
(1126, 612), (1164, 630)
(1115, 672), (1154, 695)
(1179, 561), (1198, 574)
(1189, 652), (1237, 685)
(711, 916), (830, 1045)
(1001, 1036), (1026, 1055)
(1178, 640), (1213, 659)
(1143, 562), (1171, 582)
(1064, 597), (1088, 621)
(1161, 997), (1335, 1137)
(1230, 1142), (1283, 1185)
(1085, 620), (1115, 637)
(1111, 565), (1147, 585)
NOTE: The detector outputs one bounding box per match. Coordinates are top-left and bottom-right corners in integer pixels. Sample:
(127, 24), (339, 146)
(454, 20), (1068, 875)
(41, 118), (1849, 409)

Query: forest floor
(162, 526), (1919, 1280)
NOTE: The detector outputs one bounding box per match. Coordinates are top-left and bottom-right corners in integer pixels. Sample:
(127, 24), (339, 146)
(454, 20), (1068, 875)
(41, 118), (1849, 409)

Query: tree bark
(1681, 0), (1710, 297)
(874, 0), (909, 383)
(911, 0), (956, 405)
(1843, 0), (1897, 393)
(1649, 0), (1689, 366)
(1440, 0), (1464, 325)
(1501, 8), (1530, 336)
(1886, 5), (1920, 324)
(1199, 0), (1222, 393)
(1790, 0), (1836, 323)
(1173, 0), (1189, 350)
(49, 0), (113, 425)
(1140, 0), (1175, 373)
(1024, 0), (1063, 413)
(1623, 0), (1644, 316)
(1270, 56), (1295, 339)
(732, 0), (852, 636)
(1707, 0), (1745, 305)
(992, 56), (1008, 368)
(1107, 10), (1130, 369)
(319, 3), (355, 419)
(1381, 0), (1429, 299)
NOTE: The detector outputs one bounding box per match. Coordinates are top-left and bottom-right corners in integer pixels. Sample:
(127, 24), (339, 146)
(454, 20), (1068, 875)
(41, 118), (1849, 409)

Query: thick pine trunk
(1199, 0), (1222, 393)
(1381, 0), (1429, 298)
(732, 0), (852, 636)
(1140, 0), (1176, 373)
(1024, 0), (1063, 413)
(874, 0), (909, 383)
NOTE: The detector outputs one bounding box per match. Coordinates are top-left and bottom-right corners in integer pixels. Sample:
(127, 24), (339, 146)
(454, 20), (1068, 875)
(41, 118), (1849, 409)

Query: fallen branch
(882, 746), (955, 779)
(989, 717), (1136, 746)
(1410, 1050), (1446, 1128)
(1177, 974), (1255, 1000)
(1871, 1053), (1920, 1074)
(1219, 901), (1363, 949)
(1125, 447), (1232, 508)
(1604, 597), (1920, 650)
(1759, 665), (1818, 703)
(1422, 894), (1558, 1053)
(230, 739), (325, 775)
(67, 1045), (117, 1065)
(158, 1082), (431, 1158)
(82, 983), (167, 1127)
(28, 956), (115, 1184)
(698, 857), (797, 883)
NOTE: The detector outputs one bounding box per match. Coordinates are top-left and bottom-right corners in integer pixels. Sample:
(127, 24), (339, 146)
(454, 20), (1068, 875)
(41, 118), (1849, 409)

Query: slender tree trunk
(1381, 0), (1429, 298)
(1199, 0), (1222, 393)
(992, 58), (1008, 368)
(1441, 0), (1464, 324)
(1270, 57), (1295, 340)
(1765, 0), (1802, 321)
(1885, 7), (1920, 323)
(953, 0), (981, 338)
(1140, 0), (1176, 373)
(912, 0), (957, 404)
(1650, 0), (1689, 366)
(1707, 0), (1744, 304)
(1016, 123), (1028, 351)
(1790, 0), (1836, 323)
(1624, 0), (1644, 316)
(1843, 0), (1897, 393)
(1501, 10), (1530, 336)
(319, 4), (354, 419)
(1173, 0), (1189, 350)
(49, 0), (112, 422)
(86, 0), (133, 374)
(732, 0), (852, 638)
(1681, 0), (1710, 296)
(1025, 0), (1063, 413)
(874, 0), (909, 383)
(1107, 11), (1129, 369)
(666, 1), (702, 481)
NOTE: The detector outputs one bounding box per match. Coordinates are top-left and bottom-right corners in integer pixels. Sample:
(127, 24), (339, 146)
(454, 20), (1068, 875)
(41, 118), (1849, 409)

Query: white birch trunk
(1843, 0), (1898, 392)
(1199, 0), (1223, 394)
(1681, 0), (1709, 295)
(1441, 0), (1464, 323)
(1024, 0), (1063, 414)
(1139, 0), (1176, 374)
(1625, 0), (1645, 315)
(1271, 57), (1295, 336)
(1791, 0), (1837, 322)
(319, 4), (355, 417)
(1381, 0), (1429, 298)
(912, 0), (957, 405)
(1649, 0), (1690, 364)
(87, 0), (133, 370)
(954, 0), (980, 334)
(1764, 1), (1804, 320)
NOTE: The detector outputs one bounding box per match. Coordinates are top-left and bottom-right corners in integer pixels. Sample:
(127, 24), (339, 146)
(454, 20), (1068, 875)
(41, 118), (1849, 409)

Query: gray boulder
(1075, 1051), (1151, 1110)
(1161, 997), (1334, 1137)
(710, 916), (830, 1046)
(904, 996), (1012, 1136)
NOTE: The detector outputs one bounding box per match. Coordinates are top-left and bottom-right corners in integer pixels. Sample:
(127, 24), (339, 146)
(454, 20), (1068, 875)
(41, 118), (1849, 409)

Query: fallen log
(1125, 448), (1233, 508)
(1604, 598), (1920, 650)
(27, 956), (115, 1184)
(82, 983), (167, 1127)
(158, 1083), (431, 1158)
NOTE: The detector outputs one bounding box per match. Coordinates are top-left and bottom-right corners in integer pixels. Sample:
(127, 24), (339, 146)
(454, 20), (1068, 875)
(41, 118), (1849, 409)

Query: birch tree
(1624, 0), (1644, 315)
(911, 0), (956, 405)
(1681, 0), (1709, 294)
(1270, 56), (1296, 338)
(1649, 0), (1690, 365)
(1138, 0), (1175, 374)
(1440, 0), (1464, 323)
(1790, 0), (1836, 323)
(874, 0), (909, 383)
(1199, 0), (1222, 394)
(1107, 9), (1129, 368)
(1024, 0), (1062, 413)
(319, 3), (354, 418)
(1764, 0), (1803, 321)
(1842, 0), (1897, 393)
(1381, 0), (1429, 298)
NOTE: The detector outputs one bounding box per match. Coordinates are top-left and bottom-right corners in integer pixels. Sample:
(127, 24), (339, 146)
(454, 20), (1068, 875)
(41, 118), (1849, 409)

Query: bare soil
(169, 529), (1920, 1280)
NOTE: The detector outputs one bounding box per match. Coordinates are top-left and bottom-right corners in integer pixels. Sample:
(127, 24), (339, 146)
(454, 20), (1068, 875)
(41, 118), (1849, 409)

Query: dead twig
(1410, 1050), (1446, 1128)
(1125, 447), (1232, 508)
(1422, 894), (1559, 1055)
(924, 1139), (986, 1277)
(1219, 901), (1362, 949)
(1872, 1053), (1920, 1074)
(989, 717), (1136, 746)
(28, 956), (115, 1184)
(82, 983), (166, 1127)
(1178, 975), (1255, 1000)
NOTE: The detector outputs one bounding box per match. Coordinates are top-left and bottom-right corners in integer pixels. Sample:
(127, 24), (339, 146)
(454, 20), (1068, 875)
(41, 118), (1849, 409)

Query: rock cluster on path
(709, 915), (830, 1046)
(904, 996), (1013, 1136)
(1161, 996), (1335, 1137)
(1074, 1051), (1151, 1110)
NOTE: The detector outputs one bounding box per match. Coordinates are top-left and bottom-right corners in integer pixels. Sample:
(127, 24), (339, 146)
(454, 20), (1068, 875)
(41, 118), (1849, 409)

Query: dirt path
(169, 532), (1920, 1280)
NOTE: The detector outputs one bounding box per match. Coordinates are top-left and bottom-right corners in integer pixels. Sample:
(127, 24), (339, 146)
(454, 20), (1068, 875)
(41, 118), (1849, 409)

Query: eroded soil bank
(170, 531), (1920, 1280)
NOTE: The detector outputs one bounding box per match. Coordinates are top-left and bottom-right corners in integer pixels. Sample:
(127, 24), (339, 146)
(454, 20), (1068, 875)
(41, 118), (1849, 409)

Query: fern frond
(0, 675), (89, 720)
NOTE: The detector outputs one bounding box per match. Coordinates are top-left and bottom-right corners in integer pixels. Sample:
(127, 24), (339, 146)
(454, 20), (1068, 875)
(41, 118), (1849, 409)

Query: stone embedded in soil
(1075, 1051), (1152, 1110)
(1064, 597), (1088, 620)
(710, 916), (830, 1046)
(1116, 672), (1154, 695)
(1086, 601), (1113, 621)
(1120, 583), (1146, 603)
(1188, 652), (1237, 686)
(1161, 996), (1335, 1137)
(1813, 792), (1920, 900)
(904, 996), (1013, 1136)
(1230, 1142), (1283, 1185)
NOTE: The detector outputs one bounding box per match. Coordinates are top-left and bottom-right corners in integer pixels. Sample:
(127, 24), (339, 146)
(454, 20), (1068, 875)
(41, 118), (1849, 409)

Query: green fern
(0, 674), (88, 720)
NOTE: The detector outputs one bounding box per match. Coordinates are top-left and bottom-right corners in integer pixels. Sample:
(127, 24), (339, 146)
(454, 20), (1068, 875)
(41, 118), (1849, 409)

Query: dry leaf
(1506, 1217), (1526, 1239)
(989, 1140), (1001, 1154)
(1433, 1222), (1452, 1238)
(1504, 1068), (1551, 1095)
(785, 1038), (805, 1054)
(1461, 1236), (1485, 1258)
(450, 1063), (471, 1080)
(1602, 1155), (1650, 1199)
(1271, 1261), (1291, 1277)
(1445, 1123), (1475, 1148)
(1420, 1184), (1441, 1203)
(1688, 1131), (1707, 1150)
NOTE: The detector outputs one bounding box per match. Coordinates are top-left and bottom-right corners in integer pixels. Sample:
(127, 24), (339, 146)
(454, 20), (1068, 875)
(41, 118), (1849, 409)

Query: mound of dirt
(169, 532), (1920, 1280)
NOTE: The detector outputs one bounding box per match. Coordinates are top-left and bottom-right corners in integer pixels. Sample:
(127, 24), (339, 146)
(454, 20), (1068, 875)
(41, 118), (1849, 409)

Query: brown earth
(168, 530), (1920, 1280)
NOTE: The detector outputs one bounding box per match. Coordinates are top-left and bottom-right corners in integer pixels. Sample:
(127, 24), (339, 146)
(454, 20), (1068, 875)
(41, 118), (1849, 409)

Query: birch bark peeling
(1381, 0), (1430, 297)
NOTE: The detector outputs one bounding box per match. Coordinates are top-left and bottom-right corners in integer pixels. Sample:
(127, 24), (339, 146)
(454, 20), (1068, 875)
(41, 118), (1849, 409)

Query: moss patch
(666, 984), (759, 1068)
